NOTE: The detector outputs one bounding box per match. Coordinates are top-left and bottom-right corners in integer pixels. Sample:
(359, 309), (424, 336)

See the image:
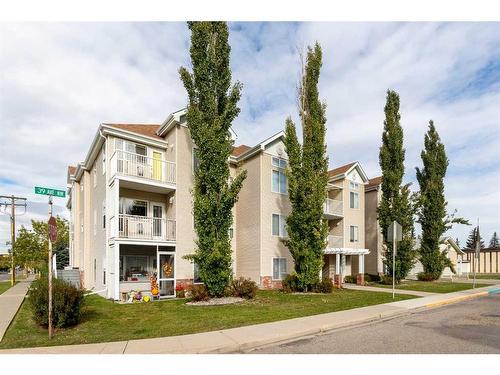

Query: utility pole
(0, 195), (27, 286)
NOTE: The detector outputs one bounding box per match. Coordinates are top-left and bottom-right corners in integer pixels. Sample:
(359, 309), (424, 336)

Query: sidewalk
(342, 283), (435, 297)
(0, 283), (497, 354)
(0, 275), (35, 342)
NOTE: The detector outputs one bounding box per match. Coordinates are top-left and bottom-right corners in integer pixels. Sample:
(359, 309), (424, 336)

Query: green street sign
(34, 186), (66, 198)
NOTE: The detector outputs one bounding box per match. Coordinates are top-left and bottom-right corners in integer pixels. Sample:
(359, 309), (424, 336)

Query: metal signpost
(387, 221), (402, 299)
(473, 220), (480, 289)
(35, 186), (66, 339)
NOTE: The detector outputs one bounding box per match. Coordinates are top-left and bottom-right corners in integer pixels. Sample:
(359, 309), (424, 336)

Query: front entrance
(157, 251), (175, 298)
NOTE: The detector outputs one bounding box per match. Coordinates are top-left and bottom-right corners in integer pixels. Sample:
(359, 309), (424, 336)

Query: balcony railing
(110, 150), (176, 185)
(328, 235), (343, 248)
(117, 214), (176, 241)
(323, 198), (343, 217)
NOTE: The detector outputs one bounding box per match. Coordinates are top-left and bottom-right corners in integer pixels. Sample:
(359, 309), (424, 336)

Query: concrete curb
(0, 283), (498, 354)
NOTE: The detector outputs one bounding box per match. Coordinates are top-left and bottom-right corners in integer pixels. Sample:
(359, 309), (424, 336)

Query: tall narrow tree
(179, 22), (247, 297)
(416, 121), (467, 279)
(377, 90), (416, 281)
(489, 232), (499, 248)
(283, 43), (329, 291)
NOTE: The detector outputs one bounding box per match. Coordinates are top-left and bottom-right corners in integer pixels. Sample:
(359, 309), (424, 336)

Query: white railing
(323, 198), (343, 217)
(328, 235), (343, 248)
(110, 150), (176, 185)
(117, 214), (176, 241)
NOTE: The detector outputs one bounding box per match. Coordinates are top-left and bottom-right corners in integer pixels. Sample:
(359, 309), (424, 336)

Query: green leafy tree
(416, 121), (468, 280)
(377, 90), (416, 282)
(283, 43), (329, 291)
(489, 232), (499, 249)
(465, 227), (484, 250)
(13, 216), (69, 272)
(179, 22), (247, 297)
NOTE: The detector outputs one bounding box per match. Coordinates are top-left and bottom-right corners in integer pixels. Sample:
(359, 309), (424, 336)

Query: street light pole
(11, 197), (15, 285)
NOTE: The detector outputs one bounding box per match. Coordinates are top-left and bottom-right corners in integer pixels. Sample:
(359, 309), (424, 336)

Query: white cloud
(0, 22), (499, 248)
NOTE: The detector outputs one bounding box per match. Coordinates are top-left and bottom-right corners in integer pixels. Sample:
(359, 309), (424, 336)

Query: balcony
(110, 150), (176, 186)
(327, 235), (343, 248)
(323, 198), (343, 218)
(117, 214), (176, 241)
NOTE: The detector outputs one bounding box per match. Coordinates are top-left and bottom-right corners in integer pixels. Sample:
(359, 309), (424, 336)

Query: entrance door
(153, 151), (162, 181)
(157, 252), (175, 298)
(152, 203), (165, 240)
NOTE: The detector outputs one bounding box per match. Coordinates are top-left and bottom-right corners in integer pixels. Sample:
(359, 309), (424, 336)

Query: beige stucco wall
(235, 153), (262, 282)
(364, 187), (383, 274)
(260, 152), (292, 281)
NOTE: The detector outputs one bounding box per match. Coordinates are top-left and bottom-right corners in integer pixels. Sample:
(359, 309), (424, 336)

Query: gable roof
(231, 144), (251, 157)
(328, 162), (357, 178)
(104, 123), (163, 140)
(366, 176), (382, 192)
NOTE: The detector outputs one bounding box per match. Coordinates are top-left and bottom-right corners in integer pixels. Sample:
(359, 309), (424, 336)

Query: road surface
(250, 294), (500, 354)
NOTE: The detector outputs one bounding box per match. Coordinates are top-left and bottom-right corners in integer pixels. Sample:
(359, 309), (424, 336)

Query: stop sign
(48, 216), (57, 243)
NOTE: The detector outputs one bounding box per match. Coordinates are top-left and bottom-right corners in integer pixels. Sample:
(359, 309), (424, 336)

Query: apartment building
(364, 176), (384, 275)
(67, 108), (371, 300)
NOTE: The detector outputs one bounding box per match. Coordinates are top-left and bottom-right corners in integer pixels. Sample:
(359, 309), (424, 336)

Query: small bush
(417, 272), (438, 281)
(29, 277), (84, 328)
(188, 284), (209, 302)
(344, 275), (357, 284)
(175, 282), (186, 298)
(229, 277), (258, 299)
(380, 275), (394, 285)
(364, 273), (381, 283)
(282, 274), (300, 293)
(314, 278), (334, 293)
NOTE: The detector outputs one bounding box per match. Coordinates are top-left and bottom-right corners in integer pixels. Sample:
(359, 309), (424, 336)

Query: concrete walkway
(342, 283), (435, 297)
(0, 275), (35, 342)
(0, 283), (498, 354)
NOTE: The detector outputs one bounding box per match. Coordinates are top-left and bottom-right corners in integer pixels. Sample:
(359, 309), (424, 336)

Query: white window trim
(350, 225), (359, 242)
(272, 257), (288, 281)
(272, 213), (288, 238)
(350, 191), (360, 210)
(271, 169), (288, 195)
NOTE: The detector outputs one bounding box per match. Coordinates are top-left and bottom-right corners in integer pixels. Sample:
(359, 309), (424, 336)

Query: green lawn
(366, 280), (488, 293)
(0, 281), (14, 295)
(0, 289), (415, 349)
(472, 274), (500, 280)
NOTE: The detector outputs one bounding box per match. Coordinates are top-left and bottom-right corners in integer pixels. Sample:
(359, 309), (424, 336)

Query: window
(93, 209), (97, 236)
(94, 259), (97, 283)
(121, 255), (151, 282)
(229, 227), (234, 239)
(273, 258), (288, 280)
(119, 198), (147, 216)
(271, 157), (288, 194)
(102, 146), (106, 174)
(102, 200), (106, 229)
(350, 225), (359, 242)
(349, 181), (359, 190)
(272, 214), (287, 237)
(93, 167), (97, 187)
(193, 262), (202, 283)
(116, 139), (147, 156)
(192, 147), (199, 173)
(350, 191), (359, 209)
(103, 269), (106, 285)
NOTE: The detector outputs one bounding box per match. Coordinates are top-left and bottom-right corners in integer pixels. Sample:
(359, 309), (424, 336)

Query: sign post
(35, 186), (65, 339)
(387, 221), (403, 299)
(473, 220), (480, 289)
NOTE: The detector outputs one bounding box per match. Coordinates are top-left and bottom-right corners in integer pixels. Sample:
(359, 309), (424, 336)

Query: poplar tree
(416, 121), (467, 279)
(283, 43), (329, 291)
(489, 232), (499, 248)
(377, 90), (416, 281)
(179, 22), (247, 297)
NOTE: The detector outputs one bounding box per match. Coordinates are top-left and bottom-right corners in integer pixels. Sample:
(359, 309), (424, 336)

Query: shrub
(417, 272), (438, 281)
(344, 275), (357, 284)
(229, 277), (258, 299)
(29, 277), (84, 328)
(380, 275), (394, 285)
(364, 273), (381, 283)
(314, 278), (333, 293)
(188, 284), (209, 302)
(282, 273), (300, 293)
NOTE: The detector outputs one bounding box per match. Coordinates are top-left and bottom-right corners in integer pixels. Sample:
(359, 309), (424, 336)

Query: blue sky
(0, 22), (499, 252)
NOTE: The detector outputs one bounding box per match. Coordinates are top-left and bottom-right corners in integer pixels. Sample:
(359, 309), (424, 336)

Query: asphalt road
(250, 294), (500, 354)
